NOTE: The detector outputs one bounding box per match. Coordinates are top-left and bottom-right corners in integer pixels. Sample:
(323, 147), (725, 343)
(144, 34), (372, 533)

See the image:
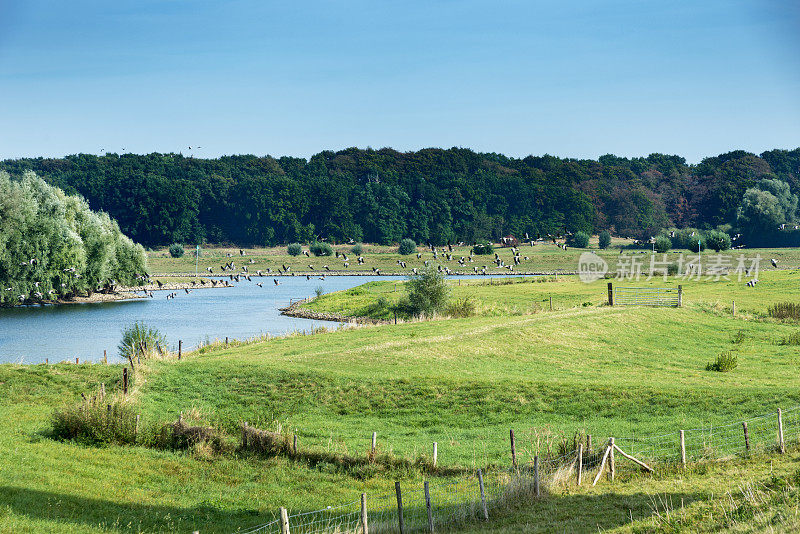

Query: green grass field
(145, 240), (800, 279)
(3, 258), (800, 532)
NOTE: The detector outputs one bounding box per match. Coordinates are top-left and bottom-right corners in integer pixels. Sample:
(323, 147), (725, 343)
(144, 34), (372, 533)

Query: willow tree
(0, 171), (147, 306)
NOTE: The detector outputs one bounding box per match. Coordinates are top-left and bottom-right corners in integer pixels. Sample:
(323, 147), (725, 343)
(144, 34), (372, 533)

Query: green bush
(351, 243), (363, 255)
(406, 266), (449, 317)
(706, 351), (738, 372)
(730, 329), (746, 344)
(472, 242), (494, 255)
(598, 230), (611, 249)
(118, 321), (167, 368)
(287, 243), (302, 256)
(705, 230), (732, 252)
(310, 241), (333, 257)
(689, 238), (706, 253)
(168, 243), (184, 258)
(314, 285), (324, 298)
(654, 236), (672, 253)
(568, 231), (590, 248)
(398, 238), (416, 255)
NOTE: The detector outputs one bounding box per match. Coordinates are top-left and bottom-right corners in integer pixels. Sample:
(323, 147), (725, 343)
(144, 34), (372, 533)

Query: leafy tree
(405, 265), (449, 317)
(472, 242), (494, 255)
(169, 244), (184, 258)
(0, 171), (146, 306)
(310, 241), (333, 257)
(287, 243), (302, 256)
(568, 231), (590, 248)
(598, 230), (611, 249)
(398, 238), (416, 255)
(654, 236), (671, 253)
(704, 230), (732, 252)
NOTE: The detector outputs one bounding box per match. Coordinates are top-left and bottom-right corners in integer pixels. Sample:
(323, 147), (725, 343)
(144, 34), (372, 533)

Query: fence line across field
(612, 285), (682, 307)
(233, 402), (800, 534)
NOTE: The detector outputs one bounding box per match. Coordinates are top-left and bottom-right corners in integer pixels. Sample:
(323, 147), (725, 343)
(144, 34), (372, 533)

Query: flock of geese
(4, 236), (785, 303)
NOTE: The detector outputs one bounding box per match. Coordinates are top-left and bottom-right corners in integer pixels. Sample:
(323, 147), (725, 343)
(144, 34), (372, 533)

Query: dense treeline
(1, 147), (798, 248)
(0, 171), (147, 306)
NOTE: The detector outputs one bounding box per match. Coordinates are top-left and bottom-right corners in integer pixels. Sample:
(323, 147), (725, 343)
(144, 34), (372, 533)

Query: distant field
(145, 239), (800, 277)
(3, 257), (800, 532)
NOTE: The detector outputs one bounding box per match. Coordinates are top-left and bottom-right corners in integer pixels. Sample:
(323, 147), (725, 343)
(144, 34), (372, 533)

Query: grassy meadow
(3, 245), (800, 532)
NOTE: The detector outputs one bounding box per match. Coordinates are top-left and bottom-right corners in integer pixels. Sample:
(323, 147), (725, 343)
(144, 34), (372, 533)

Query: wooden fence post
(509, 429), (517, 468)
(292, 433), (298, 455)
(395, 481), (405, 534)
(778, 408), (785, 454)
(608, 437), (615, 482)
(477, 469), (488, 521)
(608, 282), (613, 306)
(280, 507), (290, 534)
(743, 421), (750, 452)
(360, 492), (368, 534)
(549, 295), (553, 311)
(103, 350), (107, 364)
(534, 456), (540, 497)
(587, 434), (592, 453)
(680, 430), (686, 467)
(76, 357), (79, 365)
(424, 481), (434, 533)
(122, 367), (128, 395)
(577, 443), (583, 485)
(677, 285), (683, 307)
(135, 414), (140, 436)
(732, 300), (736, 317)
(225, 336), (228, 346)
(432, 442), (438, 469)
(371, 431), (377, 454)
(178, 340), (182, 360)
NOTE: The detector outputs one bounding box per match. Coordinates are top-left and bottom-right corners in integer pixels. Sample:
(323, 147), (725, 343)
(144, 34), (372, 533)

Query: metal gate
(612, 286), (682, 307)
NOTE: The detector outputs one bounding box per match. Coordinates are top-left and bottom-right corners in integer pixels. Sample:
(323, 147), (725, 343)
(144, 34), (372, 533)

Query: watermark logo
(578, 252), (608, 283)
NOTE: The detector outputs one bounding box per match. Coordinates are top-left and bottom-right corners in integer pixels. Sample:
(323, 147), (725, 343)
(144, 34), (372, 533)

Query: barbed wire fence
(232, 405), (800, 534)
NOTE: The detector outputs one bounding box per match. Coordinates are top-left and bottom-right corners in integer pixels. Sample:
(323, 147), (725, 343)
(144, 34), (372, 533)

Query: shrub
(351, 243), (363, 255)
(406, 266), (449, 317)
(598, 230), (611, 249)
(689, 238), (706, 253)
(168, 243), (184, 258)
(706, 351), (738, 372)
(118, 321), (167, 368)
(705, 230), (732, 252)
(398, 238), (416, 255)
(654, 236), (672, 253)
(314, 285), (324, 298)
(310, 241), (333, 257)
(472, 242), (494, 255)
(287, 243), (302, 256)
(768, 302), (800, 320)
(568, 231), (590, 248)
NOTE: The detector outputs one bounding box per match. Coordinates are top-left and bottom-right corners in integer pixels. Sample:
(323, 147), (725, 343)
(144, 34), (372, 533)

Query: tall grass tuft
(706, 351), (738, 372)
(118, 321), (167, 368)
(52, 391), (138, 445)
(768, 302), (800, 319)
(778, 331), (800, 346)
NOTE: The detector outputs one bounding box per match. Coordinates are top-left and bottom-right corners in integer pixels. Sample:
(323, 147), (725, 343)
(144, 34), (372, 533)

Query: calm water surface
(0, 276), (408, 364)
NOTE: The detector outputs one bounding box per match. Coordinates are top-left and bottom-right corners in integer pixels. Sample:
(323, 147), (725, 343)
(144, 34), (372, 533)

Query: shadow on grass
(0, 485), (708, 534)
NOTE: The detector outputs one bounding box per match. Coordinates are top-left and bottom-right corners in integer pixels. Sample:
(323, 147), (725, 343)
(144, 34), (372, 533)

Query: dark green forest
(2, 147), (799, 248)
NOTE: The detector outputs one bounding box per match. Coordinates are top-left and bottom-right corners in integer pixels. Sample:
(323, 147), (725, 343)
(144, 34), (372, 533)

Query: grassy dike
(3, 271), (800, 532)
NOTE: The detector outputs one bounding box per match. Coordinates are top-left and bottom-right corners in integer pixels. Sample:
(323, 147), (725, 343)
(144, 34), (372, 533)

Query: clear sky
(0, 0), (798, 162)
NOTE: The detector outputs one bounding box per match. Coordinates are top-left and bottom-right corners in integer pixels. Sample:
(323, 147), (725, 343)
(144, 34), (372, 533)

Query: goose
(771, 259), (778, 268)
(274, 279), (280, 285)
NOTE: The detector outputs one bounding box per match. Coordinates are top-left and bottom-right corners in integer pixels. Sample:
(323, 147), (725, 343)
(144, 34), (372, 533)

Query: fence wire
(236, 404), (800, 534)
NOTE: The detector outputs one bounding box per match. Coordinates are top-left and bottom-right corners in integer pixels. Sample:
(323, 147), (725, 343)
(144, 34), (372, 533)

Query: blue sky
(0, 0), (797, 162)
